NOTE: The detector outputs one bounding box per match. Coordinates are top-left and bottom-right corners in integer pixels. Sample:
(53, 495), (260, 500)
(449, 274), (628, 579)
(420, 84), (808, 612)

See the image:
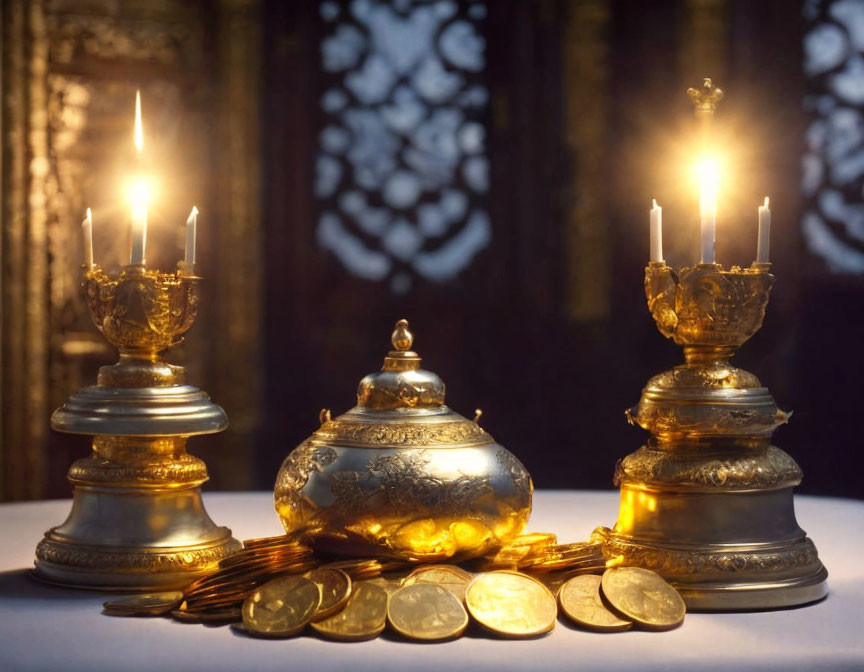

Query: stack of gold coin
(173, 536), (317, 621)
(472, 532), (558, 570)
(517, 542), (606, 573)
(101, 532), (687, 641)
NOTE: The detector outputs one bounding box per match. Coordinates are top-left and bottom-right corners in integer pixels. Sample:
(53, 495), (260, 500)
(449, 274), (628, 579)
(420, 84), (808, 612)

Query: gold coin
(387, 583), (468, 641)
(559, 575), (632, 632)
(600, 567), (685, 631)
(310, 582), (388, 642)
(512, 532), (558, 548)
(170, 608), (203, 623)
(361, 575), (405, 596)
(242, 575), (321, 637)
(465, 571), (557, 638)
(405, 565), (472, 602)
(195, 608), (242, 624)
(305, 568), (352, 621)
(103, 591), (183, 616)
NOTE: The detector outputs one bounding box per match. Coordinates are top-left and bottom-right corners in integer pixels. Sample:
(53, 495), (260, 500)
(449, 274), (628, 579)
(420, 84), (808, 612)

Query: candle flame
(127, 177), (152, 215)
(695, 157), (719, 210)
(763, 196), (769, 209)
(187, 205), (199, 224)
(134, 90), (143, 153)
(85, 207), (92, 223)
(652, 198), (659, 209)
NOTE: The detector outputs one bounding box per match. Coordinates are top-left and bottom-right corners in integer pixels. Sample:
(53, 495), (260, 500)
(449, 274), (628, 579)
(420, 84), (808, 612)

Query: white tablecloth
(0, 491), (862, 672)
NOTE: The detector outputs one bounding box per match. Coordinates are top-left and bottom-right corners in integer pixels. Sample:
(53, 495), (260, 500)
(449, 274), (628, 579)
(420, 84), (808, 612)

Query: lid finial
(392, 319), (413, 352)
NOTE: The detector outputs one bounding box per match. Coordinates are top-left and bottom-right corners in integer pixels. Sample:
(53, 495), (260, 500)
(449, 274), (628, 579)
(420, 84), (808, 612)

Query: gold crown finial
(391, 319), (413, 352)
(687, 78), (724, 116)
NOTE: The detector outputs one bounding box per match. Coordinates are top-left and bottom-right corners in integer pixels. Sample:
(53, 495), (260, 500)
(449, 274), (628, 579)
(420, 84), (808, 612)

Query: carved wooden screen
(314, 0), (490, 294)
(803, 0), (864, 271)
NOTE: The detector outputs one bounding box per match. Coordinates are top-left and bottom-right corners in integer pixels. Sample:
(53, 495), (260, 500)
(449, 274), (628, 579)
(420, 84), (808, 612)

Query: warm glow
(763, 196), (769, 209)
(695, 157), (719, 209)
(127, 176), (152, 215)
(134, 90), (143, 153)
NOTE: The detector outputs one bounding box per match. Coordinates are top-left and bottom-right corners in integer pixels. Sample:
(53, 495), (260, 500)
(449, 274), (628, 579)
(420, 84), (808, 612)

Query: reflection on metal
(315, 0), (490, 293)
(803, 0), (864, 272)
(605, 262), (828, 611)
(34, 264), (241, 589)
(0, 1), (262, 499)
(275, 319), (532, 560)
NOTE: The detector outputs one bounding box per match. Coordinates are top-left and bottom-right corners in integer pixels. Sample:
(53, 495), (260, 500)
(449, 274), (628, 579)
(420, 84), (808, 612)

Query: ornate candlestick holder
(34, 264), (241, 590)
(599, 262), (827, 610)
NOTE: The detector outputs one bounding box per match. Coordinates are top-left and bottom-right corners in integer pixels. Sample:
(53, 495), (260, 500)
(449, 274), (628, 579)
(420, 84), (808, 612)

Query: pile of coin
(102, 533), (686, 640)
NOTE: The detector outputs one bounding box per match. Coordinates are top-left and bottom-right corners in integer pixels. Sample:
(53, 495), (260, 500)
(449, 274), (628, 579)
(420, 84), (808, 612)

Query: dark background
(2, 0), (861, 501)
(259, 0), (861, 499)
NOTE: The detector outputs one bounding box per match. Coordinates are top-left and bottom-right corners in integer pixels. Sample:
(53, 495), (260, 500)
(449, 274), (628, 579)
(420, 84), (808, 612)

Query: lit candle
(756, 196), (771, 264)
(129, 90), (148, 266)
(697, 158), (718, 264)
(82, 207), (94, 268)
(650, 199), (663, 262)
(185, 206), (198, 265)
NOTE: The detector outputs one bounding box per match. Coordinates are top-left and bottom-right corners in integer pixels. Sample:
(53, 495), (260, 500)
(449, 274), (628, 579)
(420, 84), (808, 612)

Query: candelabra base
(36, 380), (241, 590)
(600, 525), (828, 611)
(604, 448), (828, 611)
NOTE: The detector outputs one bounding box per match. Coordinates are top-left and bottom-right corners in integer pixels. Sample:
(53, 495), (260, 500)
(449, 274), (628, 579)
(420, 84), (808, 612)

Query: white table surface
(0, 490), (862, 672)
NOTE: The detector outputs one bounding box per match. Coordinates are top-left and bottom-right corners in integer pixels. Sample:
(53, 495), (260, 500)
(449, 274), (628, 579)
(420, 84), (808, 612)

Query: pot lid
(312, 319), (493, 448)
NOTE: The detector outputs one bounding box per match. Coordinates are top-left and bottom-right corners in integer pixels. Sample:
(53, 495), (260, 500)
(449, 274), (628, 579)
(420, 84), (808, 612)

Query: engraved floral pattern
(614, 445), (803, 490)
(313, 419), (491, 446)
(602, 533), (822, 577)
(274, 441), (339, 516)
(496, 448), (532, 510)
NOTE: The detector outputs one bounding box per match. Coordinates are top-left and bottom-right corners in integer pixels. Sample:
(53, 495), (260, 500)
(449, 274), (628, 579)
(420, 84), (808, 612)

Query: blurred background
(1, 0), (862, 502)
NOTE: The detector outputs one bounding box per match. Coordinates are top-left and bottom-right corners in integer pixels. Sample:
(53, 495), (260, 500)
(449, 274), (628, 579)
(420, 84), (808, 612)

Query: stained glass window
(803, 0), (864, 272)
(315, 0), (490, 293)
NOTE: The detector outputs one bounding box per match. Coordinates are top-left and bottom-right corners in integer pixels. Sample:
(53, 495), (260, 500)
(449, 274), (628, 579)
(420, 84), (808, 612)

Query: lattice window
(315, 0), (489, 293)
(803, 0), (864, 272)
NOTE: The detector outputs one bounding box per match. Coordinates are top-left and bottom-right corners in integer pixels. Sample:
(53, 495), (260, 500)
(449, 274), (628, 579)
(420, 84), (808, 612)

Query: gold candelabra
(598, 261), (828, 610)
(34, 263), (241, 590)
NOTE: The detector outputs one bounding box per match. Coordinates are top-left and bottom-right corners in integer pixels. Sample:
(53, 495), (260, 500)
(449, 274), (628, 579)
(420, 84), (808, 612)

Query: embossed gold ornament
(465, 571), (557, 638)
(242, 576), (321, 637)
(35, 263), (240, 590)
(600, 567), (685, 631)
(275, 319), (532, 562)
(103, 592), (184, 617)
(387, 583), (469, 641)
(305, 568), (352, 621)
(558, 575), (632, 632)
(405, 565), (473, 603)
(310, 582), (389, 641)
(608, 260), (828, 610)
(605, 83), (827, 612)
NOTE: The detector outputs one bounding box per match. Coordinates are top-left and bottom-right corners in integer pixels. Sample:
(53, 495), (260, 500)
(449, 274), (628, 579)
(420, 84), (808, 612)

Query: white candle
(698, 159), (718, 264)
(129, 184), (147, 265)
(82, 207), (94, 268)
(129, 91), (147, 265)
(757, 196), (771, 264)
(650, 199), (663, 262)
(185, 206), (198, 265)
